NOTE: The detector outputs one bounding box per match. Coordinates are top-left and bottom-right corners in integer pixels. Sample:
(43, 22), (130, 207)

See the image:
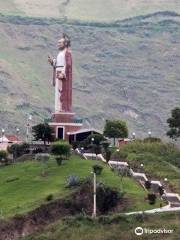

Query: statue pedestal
(49, 112), (83, 141)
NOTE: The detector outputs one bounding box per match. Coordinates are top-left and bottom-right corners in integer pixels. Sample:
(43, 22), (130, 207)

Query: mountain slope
(0, 1), (180, 21)
(0, 12), (180, 138)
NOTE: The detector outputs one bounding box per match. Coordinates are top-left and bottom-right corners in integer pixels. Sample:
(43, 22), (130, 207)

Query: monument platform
(49, 112), (83, 141)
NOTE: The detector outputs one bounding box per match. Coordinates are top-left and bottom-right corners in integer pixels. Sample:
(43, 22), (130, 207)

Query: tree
(167, 108), (180, 140)
(32, 123), (54, 145)
(103, 120), (128, 145)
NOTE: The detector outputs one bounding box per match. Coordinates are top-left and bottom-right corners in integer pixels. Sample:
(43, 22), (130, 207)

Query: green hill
(0, 154), (159, 219)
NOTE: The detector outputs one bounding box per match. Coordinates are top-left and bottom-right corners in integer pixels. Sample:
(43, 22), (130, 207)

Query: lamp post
(91, 171), (97, 218)
(132, 132), (136, 140)
(16, 128), (19, 139)
(1, 129), (5, 144)
(26, 114), (32, 143)
(148, 131), (152, 138)
(91, 137), (94, 160)
(140, 163), (144, 168)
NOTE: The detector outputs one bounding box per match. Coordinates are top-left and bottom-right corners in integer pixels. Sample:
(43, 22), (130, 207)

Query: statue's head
(58, 33), (71, 50)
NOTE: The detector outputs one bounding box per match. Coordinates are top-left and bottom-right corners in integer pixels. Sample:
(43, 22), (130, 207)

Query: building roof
(0, 135), (21, 143)
(67, 128), (102, 135)
(6, 135), (20, 142)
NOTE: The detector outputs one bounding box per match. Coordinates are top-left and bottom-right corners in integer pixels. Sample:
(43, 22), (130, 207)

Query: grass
(23, 212), (180, 240)
(116, 141), (180, 193)
(0, 154), (163, 219)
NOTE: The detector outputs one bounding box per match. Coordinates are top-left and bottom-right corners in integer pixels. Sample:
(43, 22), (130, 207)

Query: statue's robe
(53, 48), (72, 113)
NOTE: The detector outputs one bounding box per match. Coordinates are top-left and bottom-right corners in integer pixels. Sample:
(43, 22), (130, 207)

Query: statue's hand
(57, 71), (65, 80)
(48, 55), (53, 65)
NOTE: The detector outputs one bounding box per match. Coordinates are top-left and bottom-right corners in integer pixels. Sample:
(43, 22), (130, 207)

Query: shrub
(111, 150), (128, 161)
(92, 165), (103, 175)
(96, 183), (123, 213)
(158, 186), (164, 196)
(7, 143), (30, 159)
(66, 175), (80, 188)
(0, 150), (7, 162)
(51, 140), (71, 160)
(46, 194), (54, 201)
(147, 193), (157, 205)
(145, 180), (151, 190)
(56, 157), (63, 166)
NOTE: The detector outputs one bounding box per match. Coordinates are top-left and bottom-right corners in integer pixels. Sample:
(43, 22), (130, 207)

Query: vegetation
(92, 164), (103, 175)
(114, 141), (180, 193)
(167, 107), (180, 140)
(0, 154), (162, 219)
(32, 123), (54, 145)
(7, 142), (30, 159)
(0, 150), (7, 163)
(104, 120), (128, 145)
(51, 141), (71, 165)
(22, 212), (180, 240)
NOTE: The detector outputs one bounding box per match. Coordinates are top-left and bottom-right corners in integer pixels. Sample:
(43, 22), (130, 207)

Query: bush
(92, 165), (103, 175)
(147, 193), (157, 205)
(51, 141), (71, 160)
(7, 143), (30, 159)
(158, 186), (164, 196)
(111, 150), (128, 161)
(66, 175), (80, 188)
(96, 183), (123, 213)
(56, 156), (63, 166)
(46, 194), (54, 201)
(0, 150), (7, 162)
(145, 180), (151, 190)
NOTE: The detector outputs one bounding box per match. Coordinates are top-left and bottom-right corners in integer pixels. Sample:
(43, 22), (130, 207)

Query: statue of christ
(48, 34), (72, 113)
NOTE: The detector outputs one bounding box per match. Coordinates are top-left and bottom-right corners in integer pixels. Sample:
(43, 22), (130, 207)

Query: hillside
(0, 11), (180, 137)
(23, 213), (180, 240)
(0, 0), (180, 22)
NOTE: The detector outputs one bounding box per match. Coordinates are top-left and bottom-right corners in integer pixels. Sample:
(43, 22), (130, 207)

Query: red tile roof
(5, 135), (20, 142)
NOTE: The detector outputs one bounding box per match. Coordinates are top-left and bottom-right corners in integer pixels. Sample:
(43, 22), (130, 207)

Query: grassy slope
(0, 154), (163, 219)
(23, 212), (180, 240)
(118, 141), (180, 193)
(0, 15), (180, 138)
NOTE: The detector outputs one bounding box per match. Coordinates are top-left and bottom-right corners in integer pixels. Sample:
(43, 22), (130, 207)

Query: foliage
(7, 143), (30, 159)
(111, 150), (128, 161)
(32, 123), (54, 145)
(46, 194), (54, 201)
(92, 164), (103, 175)
(147, 193), (157, 205)
(158, 186), (164, 196)
(51, 141), (71, 160)
(143, 137), (162, 143)
(0, 150), (7, 162)
(103, 120), (128, 145)
(167, 107), (180, 140)
(144, 180), (151, 190)
(35, 153), (50, 162)
(96, 183), (123, 213)
(66, 175), (80, 188)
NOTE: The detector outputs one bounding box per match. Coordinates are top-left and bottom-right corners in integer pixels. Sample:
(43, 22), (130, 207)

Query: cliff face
(0, 12), (180, 138)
